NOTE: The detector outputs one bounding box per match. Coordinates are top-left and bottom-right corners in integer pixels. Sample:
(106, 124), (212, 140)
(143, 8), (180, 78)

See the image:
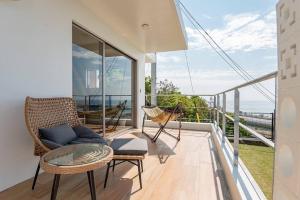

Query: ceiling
(79, 0), (188, 53)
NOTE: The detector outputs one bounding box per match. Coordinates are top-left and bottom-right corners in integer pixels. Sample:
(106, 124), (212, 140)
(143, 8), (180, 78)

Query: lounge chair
(142, 103), (183, 142)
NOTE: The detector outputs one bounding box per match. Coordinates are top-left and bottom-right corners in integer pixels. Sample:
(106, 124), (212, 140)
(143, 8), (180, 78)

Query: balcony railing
(146, 71), (277, 199)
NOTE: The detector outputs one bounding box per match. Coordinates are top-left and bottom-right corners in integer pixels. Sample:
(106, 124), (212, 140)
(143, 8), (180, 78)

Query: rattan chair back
(24, 97), (81, 156)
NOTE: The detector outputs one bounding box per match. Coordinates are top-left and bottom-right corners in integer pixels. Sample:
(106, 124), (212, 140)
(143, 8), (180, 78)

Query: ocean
(226, 100), (276, 113)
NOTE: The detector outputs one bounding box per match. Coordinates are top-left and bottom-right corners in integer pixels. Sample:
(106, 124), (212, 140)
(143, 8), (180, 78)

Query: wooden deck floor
(0, 128), (231, 200)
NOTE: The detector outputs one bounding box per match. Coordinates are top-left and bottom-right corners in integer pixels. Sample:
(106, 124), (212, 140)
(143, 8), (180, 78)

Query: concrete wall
(273, 1), (300, 199)
(0, 0), (145, 191)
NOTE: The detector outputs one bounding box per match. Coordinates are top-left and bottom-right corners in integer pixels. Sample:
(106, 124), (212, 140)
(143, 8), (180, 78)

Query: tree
(145, 76), (151, 95)
(145, 76), (152, 104)
(144, 77), (210, 122)
(157, 79), (179, 94)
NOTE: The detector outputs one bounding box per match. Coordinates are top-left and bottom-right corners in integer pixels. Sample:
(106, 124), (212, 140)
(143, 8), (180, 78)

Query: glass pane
(72, 25), (104, 130)
(105, 44), (133, 128)
(44, 144), (111, 166)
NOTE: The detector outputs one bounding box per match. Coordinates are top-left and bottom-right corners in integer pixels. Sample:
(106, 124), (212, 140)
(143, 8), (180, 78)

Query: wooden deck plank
(0, 128), (231, 200)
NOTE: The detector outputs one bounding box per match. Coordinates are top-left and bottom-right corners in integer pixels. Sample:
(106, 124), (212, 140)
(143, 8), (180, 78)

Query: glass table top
(43, 144), (111, 166)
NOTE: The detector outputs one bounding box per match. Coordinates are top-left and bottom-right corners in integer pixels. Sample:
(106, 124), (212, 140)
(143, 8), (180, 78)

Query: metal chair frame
(142, 103), (183, 143)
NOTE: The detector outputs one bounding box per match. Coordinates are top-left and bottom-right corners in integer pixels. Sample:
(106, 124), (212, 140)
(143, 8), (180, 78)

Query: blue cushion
(41, 139), (63, 150)
(69, 137), (107, 145)
(111, 138), (148, 155)
(72, 126), (100, 139)
(39, 124), (77, 145)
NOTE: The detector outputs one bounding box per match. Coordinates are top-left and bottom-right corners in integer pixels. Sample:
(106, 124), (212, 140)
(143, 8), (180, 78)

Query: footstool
(104, 138), (148, 189)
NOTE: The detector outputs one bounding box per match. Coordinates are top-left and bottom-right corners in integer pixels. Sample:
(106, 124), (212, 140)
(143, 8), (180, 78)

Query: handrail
(217, 109), (275, 148)
(145, 94), (215, 97)
(145, 70), (278, 97)
(216, 71), (278, 95)
(73, 94), (132, 97)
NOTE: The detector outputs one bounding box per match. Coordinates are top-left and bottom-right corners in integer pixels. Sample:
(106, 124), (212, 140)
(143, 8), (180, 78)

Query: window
(86, 69), (100, 89)
(72, 24), (135, 131)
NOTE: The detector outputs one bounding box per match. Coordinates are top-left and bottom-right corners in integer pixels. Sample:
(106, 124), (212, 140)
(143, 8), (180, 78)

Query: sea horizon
(226, 100), (275, 113)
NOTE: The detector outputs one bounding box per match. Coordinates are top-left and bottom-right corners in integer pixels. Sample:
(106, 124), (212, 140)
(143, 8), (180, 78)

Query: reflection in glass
(105, 45), (132, 122)
(72, 25), (103, 112)
(72, 25), (134, 132)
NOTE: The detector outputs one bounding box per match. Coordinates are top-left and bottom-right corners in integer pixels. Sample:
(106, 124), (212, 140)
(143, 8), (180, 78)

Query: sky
(145, 0), (278, 109)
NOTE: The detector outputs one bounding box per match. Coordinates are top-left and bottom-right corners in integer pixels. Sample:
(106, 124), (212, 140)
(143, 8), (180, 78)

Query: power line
(185, 11), (274, 103)
(180, 1), (275, 99)
(178, 1), (275, 103)
(179, 1), (275, 98)
(184, 51), (195, 94)
(180, 7), (274, 103)
(106, 57), (118, 73)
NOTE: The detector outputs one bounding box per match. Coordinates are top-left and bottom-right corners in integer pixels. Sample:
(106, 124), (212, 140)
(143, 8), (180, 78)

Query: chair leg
(178, 119), (182, 141)
(137, 160), (142, 189)
(112, 160), (116, 172)
(32, 162), (40, 190)
(104, 161), (111, 188)
(152, 126), (164, 142)
(142, 113), (146, 133)
(141, 160), (144, 172)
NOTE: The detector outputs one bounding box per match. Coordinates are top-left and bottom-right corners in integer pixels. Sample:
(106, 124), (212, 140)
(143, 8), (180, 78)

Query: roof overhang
(79, 0), (188, 53)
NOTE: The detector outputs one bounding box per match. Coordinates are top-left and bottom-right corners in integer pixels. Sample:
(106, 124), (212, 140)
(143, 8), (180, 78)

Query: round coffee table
(40, 143), (113, 200)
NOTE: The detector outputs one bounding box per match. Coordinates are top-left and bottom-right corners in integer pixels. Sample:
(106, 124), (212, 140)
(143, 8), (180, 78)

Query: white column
(213, 96), (216, 124)
(233, 89), (239, 165)
(151, 62), (157, 106)
(273, 1), (300, 199)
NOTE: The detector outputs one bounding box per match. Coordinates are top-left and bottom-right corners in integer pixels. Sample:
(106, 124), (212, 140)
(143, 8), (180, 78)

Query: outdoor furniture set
(24, 97), (148, 200)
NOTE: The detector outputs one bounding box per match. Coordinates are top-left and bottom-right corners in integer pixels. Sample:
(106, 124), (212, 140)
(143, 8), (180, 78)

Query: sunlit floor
(0, 128), (231, 200)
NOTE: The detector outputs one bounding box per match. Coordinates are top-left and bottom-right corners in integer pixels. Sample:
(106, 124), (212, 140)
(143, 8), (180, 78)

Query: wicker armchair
(25, 96), (148, 191)
(24, 96), (81, 189)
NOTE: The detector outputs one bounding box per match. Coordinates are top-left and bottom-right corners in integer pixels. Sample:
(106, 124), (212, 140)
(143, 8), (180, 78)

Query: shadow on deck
(0, 128), (231, 200)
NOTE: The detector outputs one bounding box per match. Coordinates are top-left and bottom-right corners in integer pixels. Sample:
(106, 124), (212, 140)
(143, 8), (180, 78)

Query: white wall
(274, 0), (300, 199)
(0, 0), (145, 191)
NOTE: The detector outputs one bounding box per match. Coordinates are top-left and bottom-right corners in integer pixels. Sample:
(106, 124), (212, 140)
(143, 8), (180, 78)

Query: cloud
(186, 11), (277, 52)
(157, 54), (183, 63)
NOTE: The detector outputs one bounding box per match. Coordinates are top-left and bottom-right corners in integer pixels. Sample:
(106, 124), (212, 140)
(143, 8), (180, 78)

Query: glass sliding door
(72, 24), (135, 134)
(105, 44), (133, 126)
(72, 25), (104, 131)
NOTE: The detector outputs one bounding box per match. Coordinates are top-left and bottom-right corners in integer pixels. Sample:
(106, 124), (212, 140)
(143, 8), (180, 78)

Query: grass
(237, 143), (274, 200)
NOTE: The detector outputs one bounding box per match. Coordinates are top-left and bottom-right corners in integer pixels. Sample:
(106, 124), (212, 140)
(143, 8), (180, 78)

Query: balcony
(0, 72), (276, 200)
(1, 0), (291, 199)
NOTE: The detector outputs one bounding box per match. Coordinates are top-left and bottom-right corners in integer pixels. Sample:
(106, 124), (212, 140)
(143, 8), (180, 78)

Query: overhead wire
(178, 0), (275, 103)
(179, 0), (275, 99)
(179, 1), (275, 97)
(184, 51), (195, 94)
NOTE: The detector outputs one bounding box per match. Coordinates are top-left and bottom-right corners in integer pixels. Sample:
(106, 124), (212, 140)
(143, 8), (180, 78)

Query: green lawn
(238, 143), (274, 200)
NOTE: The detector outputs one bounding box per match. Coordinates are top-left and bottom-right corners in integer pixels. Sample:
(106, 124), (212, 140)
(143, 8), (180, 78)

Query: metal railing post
(271, 111), (275, 141)
(217, 94), (220, 128)
(233, 89), (240, 165)
(213, 95), (216, 125)
(222, 92), (226, 142)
